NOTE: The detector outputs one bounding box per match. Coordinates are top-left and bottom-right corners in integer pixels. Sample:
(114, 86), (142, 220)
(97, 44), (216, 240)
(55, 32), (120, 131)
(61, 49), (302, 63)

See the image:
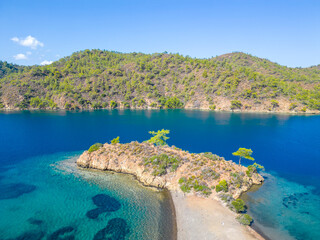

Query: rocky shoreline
(1, 106), (319, 115)
(77, 141), (265, 239)
(77, 141), (263, 198)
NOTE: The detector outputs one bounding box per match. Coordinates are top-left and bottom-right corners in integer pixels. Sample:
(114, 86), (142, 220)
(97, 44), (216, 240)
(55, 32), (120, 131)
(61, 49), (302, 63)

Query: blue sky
(1, 0), (319, 67)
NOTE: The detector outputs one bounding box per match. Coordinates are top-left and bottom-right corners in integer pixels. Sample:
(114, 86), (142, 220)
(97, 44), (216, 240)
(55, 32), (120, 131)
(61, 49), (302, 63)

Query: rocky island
(77, 130), (265, 240)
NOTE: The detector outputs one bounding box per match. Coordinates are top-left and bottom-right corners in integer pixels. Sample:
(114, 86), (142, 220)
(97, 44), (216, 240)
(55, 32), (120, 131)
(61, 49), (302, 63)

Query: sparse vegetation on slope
(2, 50), (319, 112)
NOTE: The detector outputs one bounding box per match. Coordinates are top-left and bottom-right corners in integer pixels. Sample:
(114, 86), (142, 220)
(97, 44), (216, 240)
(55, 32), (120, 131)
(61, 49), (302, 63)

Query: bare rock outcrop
(77, 141), (263, 199)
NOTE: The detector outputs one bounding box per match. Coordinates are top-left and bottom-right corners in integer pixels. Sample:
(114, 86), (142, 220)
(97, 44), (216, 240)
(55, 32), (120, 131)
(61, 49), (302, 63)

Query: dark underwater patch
(86, 194), (121, 219)
(13, 230), (45, 240)
(0, 183), (36, 200)
(86, 208), (110, 219)
(93, 218), (129, 240)
(282, 192), (309, 209)
(92, 194), (121, 211)
(27, 217), (44, 226)
(48, 226), (75, 240)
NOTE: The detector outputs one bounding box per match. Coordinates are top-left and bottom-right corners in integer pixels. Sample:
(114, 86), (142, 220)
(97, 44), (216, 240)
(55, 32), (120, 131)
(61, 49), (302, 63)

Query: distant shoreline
(0, 108), (319, 115)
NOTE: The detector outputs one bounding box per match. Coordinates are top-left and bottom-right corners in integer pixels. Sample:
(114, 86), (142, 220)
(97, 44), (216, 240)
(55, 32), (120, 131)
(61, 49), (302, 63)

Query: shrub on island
(231, 199), (246, 213)
(179, 176), (212, 196)
(215, 180), (228, 192)
(144, 154), (180, 176)
(111, 136), (120, 144)
(236, 214), (253, 226)
(246, 163), (265, 177)
(88, 143), (103, 153)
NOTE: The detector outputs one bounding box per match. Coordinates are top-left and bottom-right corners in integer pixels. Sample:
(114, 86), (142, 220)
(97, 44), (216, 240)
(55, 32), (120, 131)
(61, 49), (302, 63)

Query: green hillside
(1, 50), (320, 112)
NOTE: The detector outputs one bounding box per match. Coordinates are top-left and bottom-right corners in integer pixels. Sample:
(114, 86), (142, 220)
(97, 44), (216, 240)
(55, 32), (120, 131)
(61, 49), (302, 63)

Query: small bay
(0, 109), (319, 239)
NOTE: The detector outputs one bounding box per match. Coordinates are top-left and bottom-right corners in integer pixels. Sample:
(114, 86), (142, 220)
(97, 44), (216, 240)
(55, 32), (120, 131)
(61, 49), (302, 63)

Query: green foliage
(215, 180), (228, 192)
(230, 100), (242, 110)
(122, 102), (130, 108)
(147, 129), (170, 146)
(231, 199), (246, 213)
(150, 102), (158, 108)
(1, 51), (320, 111)
(178, 176), (212, 196)
(202, 70), (208, 78)
(209, 104), (216, 110)
(246, 162), (265, 177)
(138, 99), (146, 107)
(230, 172), (244, 188)
(164, 97), (184, 109)
(232, 148), (254, 166)
(179, 177), (192, 193)
(201, 167), (220, 180)
(236, 214), (253, 226)
(144, 153), (180, 176)
(88, 143), (103, 153)
(289, 102), (298, 110)
(111, 136), (120, 144)
(271, 100), (279, 108)
(0, 61), (23, 78)
(110, 100), (117, 109)
(202, 152), (220, 161)
(246, 165), (256, 177)
(30, 97), (49, 109)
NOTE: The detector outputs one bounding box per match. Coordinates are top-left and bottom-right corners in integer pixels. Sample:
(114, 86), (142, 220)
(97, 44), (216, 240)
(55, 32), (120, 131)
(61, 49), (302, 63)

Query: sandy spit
(170, 190), (264, 240)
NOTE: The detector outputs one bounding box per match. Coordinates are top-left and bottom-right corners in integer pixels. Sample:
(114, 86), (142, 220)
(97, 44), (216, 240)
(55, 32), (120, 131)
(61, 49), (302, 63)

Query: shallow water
(0, 109), (319, 239)
(0, 152), (175, 239)
(242, 173), (320, 240)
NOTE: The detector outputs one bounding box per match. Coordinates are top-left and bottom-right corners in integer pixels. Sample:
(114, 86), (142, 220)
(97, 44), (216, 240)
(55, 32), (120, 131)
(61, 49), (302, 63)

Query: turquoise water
(0, 152), (175, 239)
(242, 172), (320, 240)
(0, 110), (320, 239)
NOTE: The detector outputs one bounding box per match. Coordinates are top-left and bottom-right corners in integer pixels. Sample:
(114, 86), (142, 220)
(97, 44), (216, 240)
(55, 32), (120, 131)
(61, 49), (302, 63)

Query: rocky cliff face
(77, 142), (263, 199)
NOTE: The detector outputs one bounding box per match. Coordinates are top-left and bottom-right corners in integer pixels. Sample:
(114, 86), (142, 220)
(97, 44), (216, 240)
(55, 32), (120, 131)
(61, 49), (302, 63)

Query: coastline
(170, 190), (264, 240)
(0, 107), (319, 115)
(78, 166), (264, 240)
(77, 141), (266, 239)
(161, 190), (178, 240)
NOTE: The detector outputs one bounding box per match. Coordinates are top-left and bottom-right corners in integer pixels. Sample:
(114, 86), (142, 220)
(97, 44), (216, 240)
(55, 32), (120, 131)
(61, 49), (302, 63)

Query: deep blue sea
(0, 110), (319, 239)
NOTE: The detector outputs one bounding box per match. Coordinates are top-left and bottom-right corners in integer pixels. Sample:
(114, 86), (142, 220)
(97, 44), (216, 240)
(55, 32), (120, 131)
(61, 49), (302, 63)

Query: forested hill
(1, 50), (320, 113)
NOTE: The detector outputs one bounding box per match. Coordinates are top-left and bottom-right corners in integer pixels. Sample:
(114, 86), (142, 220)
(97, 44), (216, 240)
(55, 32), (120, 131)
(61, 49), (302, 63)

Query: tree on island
(111, 136), (120, 144)
(147, 129), (170, 146)
(232, 148), (254, 167)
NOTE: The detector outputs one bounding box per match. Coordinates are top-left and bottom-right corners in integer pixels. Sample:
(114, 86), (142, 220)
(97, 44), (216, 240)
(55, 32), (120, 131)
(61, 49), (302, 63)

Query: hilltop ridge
(1, 50), (319, 113)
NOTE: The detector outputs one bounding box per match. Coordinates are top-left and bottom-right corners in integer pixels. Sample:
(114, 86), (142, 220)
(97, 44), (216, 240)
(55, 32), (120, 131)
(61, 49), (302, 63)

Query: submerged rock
(282, 192), (309, 209)
(93, 218), (129, 240)
(0, 183), (36, 200)
(48, 226), (75, 240)
(86, 194), (121, 219)
(13, 230), (45, 240)
(86, 207), (110, 219)
(27, 217), (44, 226)
(92, 194), (121, 211)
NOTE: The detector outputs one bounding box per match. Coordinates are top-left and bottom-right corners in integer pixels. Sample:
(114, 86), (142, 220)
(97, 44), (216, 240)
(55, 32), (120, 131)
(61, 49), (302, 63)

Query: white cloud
(13, 53), (27, 60)
(40, 60), (53, 65)
(11, 35), (44, 49)
(11, 37), (19, 42)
